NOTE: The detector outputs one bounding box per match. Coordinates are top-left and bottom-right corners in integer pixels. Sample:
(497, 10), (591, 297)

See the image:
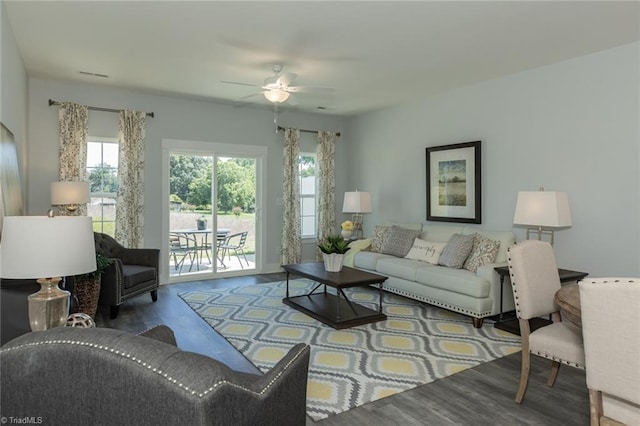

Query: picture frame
(426, 141), (481, 224)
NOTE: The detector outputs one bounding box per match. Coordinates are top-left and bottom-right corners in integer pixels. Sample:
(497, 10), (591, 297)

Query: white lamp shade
(343, 191), (372, 213)
(513, 191), (572, 227)
(263, 89), (290, 103)
(51, 181), (90, 205)
(0, 216), (96, 279)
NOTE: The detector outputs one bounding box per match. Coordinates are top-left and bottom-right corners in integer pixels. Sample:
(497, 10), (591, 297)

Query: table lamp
(0, 215), (96, 331)
(51, 181), (90, 214)
(513, 188), (571, 245)
(342, 190), (372, 239)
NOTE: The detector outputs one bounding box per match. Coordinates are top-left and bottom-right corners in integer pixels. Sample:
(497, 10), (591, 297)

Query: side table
(493, 266), (588, 335)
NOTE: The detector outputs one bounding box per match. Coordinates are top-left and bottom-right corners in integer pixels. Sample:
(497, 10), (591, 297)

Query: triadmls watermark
(1, 417), (44, 425)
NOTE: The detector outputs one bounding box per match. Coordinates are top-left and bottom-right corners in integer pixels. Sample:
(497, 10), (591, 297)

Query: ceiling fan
(221, 65), (334, 104)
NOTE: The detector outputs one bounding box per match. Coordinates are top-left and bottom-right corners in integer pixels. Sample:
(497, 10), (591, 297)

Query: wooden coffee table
(282, 262), (388, 329)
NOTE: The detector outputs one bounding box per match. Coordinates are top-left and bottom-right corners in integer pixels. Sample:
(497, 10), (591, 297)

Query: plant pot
(322, 253), (344, 272)
(73, 275), (101, 320)
(341, 230), (353, 240)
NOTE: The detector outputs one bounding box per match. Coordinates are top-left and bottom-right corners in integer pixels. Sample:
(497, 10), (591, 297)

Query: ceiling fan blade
(286, 85), (335, 94)
(221, 80), (261, 87)
(277, 72), (297, 87)
(233, 92), (262, 101)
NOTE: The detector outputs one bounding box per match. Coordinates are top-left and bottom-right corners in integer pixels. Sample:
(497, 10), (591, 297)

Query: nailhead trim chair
(0, 326), (310, 426)
(94, 232), (160, 319)
(579, 278), (640, 426)
(507, 240), (585, 403)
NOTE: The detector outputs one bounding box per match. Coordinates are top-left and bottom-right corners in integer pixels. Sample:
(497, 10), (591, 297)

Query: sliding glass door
(163, 140), (265, 282)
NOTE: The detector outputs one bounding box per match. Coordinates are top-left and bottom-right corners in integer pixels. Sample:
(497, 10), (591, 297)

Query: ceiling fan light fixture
(264, 89), (289, 103)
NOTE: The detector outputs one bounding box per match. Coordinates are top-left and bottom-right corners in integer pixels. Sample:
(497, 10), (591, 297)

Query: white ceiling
(5, 1), (640, 116)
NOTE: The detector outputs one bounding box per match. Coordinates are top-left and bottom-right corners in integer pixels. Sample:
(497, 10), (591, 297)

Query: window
(87, 139), (118, 235)
(299, 153), (316, 238)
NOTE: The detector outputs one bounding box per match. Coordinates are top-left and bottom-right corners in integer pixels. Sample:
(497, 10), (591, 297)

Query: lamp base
(28, 277), (71, 331)
(351, 213), (364, 239)
(526, 227), (555, 245)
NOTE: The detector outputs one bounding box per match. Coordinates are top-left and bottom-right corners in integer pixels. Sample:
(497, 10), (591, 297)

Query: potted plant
(196, 215), (207, 230)
(73, 253), (113, 319)
(318, 235), (350, 272)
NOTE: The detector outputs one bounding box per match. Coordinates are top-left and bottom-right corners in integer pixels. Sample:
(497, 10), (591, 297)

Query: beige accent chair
(507, 240), (585, 403)
(579, 278), (640, 426)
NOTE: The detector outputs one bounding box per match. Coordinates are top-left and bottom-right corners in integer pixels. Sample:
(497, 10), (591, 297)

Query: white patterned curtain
(115, 109), (146, 248)
(281, 128), (301, 264)
(58, 103), (89, 216)
(316, 131), (337, 256)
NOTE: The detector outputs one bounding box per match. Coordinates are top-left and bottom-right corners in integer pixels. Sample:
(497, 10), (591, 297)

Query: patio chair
(219, 231), (249, 268)
(169, 232), (198, 274)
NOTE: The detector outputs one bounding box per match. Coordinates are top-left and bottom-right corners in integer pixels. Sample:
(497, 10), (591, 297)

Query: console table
(493, 266), (588, 335)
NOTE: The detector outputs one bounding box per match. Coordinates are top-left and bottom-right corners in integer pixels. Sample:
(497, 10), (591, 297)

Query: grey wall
(0, 0), (29, 211)
(345, 42), (640, 277)
(26, 78), (348, 280)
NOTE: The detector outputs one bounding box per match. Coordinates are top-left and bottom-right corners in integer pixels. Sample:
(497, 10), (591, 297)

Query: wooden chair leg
(516, 349), (531, 403)
(472, 317), (484, 328)
(516, 318), (532, 404)
(588, 389), (602, 426)
(547, 360), (560, 387)
(151, 289), (158, 302)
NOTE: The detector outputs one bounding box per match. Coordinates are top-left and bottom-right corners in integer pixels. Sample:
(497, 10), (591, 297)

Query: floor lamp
(0, 216), (96, 331)
(513, 189), (572, 245)
(342, 191), (372, 239)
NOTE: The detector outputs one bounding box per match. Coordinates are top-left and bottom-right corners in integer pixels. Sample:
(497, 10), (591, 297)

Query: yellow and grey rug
(179, 280), (521, 421)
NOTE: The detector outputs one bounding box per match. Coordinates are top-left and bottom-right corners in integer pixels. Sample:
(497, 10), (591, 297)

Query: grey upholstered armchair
(0, 326), (311, 426)
(94, 232), (160, 319)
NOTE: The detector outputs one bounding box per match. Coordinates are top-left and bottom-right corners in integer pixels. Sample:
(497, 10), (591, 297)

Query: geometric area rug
(178, 280), (521, 421)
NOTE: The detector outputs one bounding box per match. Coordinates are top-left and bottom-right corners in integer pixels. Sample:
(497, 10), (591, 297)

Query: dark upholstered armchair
(94, 232), (160, 319)
(1, 326), (311, 426)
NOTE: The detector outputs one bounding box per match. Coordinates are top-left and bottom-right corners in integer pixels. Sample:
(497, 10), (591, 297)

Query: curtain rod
(48, 99), (155, 118)
(277, 125), (340, 137)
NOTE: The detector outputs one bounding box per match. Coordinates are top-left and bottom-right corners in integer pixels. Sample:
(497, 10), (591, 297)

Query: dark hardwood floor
(95, 274), (590, 425)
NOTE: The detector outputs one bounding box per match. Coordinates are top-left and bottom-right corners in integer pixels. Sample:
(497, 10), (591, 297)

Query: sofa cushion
(463, 234), (501, 273)
(376, 257), (432, 282)
(380, 225), (421, 257)
(462, 228), (515, 263)
(370, 225), (391, 252)
(415, 266), (491, 298)
(438, 233), (475, 268)
(405, 238), (446, 264)
(353, 251), (391, 271)
(122, 264), (157, 289)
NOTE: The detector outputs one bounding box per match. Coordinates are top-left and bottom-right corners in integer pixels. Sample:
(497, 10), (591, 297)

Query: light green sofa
(345, 224), (516, 328)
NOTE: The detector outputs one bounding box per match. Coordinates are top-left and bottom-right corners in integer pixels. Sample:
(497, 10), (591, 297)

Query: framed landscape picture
(426, 141), (481, 224)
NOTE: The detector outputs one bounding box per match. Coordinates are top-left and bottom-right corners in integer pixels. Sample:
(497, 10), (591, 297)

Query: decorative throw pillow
(438, 233), (475, 268)
(380, 225), (421, 258)
(405, 238), (447, 264)
(463, 233), (501, 273)
(370, 225), (392, 253)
